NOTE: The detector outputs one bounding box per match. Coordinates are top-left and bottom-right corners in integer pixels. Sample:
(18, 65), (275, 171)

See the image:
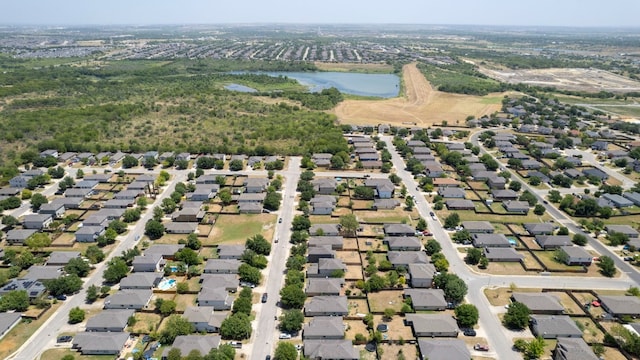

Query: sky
(1, 0), (639, 27)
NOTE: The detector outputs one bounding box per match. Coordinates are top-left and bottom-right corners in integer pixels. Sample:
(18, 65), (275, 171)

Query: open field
(0, 303), (62, 359)
(314, 62), (394, 73)
(208, 214), (276, 244)
(41, 349), (113, 360)
(479, 67), (640, 93)
(333, 63), (503, 126)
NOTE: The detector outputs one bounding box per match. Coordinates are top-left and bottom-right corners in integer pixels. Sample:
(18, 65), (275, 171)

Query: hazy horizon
(2, 0), (639, 28)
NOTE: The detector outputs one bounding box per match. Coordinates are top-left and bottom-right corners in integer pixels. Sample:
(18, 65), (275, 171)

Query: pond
(224, 83), (258, 93)
(230, 71), (400, 98)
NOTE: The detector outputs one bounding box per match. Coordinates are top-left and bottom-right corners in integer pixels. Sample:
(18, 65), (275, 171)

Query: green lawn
(210, 213), (276, 244)
(41, 349), (114, 360)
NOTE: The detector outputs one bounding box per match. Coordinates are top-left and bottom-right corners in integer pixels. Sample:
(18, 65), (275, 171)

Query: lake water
(230, 71), (400, 98)
(224, 83), (258, 93)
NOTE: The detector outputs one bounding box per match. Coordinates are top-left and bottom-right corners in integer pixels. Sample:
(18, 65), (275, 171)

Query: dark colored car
(261, 293), (268, 303)
(463, 328), (477, 337)
(56, 294), (67, 301)
(57, 335), (73, 343)
(278, 218), (283, 223)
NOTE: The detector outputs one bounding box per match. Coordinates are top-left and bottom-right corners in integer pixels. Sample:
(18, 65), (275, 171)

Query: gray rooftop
(162, 335), (221, 359)
(512, 293), (564, 313)
(530, 315), (582, 338)
(85, 309), (135, 331)
(599, 295), (640, 316)
(303, 339), (358, 360)
(417, 339), (471, 360)
(404, 289), (447, 309)
(72, 332), (130, 354)
(304, 296), (348, 315)
(555, 338), (598, 360)
(404, 314), (459, 335)
(47, 251), (80, 265)
(461, 221), (494, 233)
(303, 316), (345, 339)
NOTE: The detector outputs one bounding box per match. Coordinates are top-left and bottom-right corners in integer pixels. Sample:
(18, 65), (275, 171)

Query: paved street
(8, 172), (186, 360)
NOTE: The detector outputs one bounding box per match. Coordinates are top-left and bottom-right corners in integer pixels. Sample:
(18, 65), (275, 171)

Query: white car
(278, 333), (292, 339)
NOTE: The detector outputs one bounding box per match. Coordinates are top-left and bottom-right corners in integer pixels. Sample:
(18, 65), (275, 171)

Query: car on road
(261, 293), (268, 303)
(279, 333), (292, 339)
(266, 356), (271, 360)
(474, 343), (489, 351)
(462, 328), (476, 337)
(228, 341), (242, 348)
(278, 218), (283, 223)
(275, 238), (278, 243)
(56, 294), (67, 301)
(240, 282), (256, 288)
(57, 335), (72, 343)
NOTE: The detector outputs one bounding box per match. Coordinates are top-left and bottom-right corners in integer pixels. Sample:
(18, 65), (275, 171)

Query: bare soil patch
(333, 63), (502, 127)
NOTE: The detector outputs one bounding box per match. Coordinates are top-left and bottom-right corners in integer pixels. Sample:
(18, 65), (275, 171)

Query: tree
(365, 274), (387, 292)
(161, 198), (177, 214)
(353, 186), (375, 199)
(548, 190), (562, 203)
(186, 233), (201, 250)
(220, 313), (252, 340)
(425, 239), (442, 255)
(274, 342), (298, 360)
(122, 155), (139, 168)
(68, 307), (85, 324)
(175, 248), (201, 266)
(25, 232), (52, 250)
(218, 188), (232, 205)
(166, 348), (182, 360)
(433, 273), (467, 303)
(529, 176), (541, 186)
(246, 234), (271, 255)
(525, 337), (545, 359)
(339, 214), (359, 237)
(405, 196), (414, 211)
(264, 191), (281, 211)
(383, 308), (395, 320)
(65, 258), (91, 277)
(44, 274), (83, 296)
(572, 234), (588, 246)
(280, 284), (307, 309)
(279, 309), (304, 333)
(145, 220), (165, 240)
(84, 245), (105, 264)
(159, 315), (195, 344)
(159, 300), (177, 316)
(2, 215), (18, 229)
(0, 290), (29, 312)
(598, 256), (617, 277)
(86, 284), (99, 303)
(465, 248), (483, 265)
(30, 193), (48, 211)
(229, 159), (244, 171)
(444, 213), (460, 229)
(238, 264), (262, 284)
(123, 208), (142, 223)
(533, 204), (545, 215)
(608, 232), (630, 246)
(416, 218), (428, 231)
(519, 190), (538, 206)
(291, 215), (311, 231)
(503, 302), (530, 330)
(103, 257), (129, 283)
(330, 154), (345, 169)
(232, 297), (252, 316)
(455, 304), (479, 327)
(479, 256), (489, 269)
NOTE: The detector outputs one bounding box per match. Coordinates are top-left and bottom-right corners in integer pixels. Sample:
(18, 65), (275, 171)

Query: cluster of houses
(312, 136), (383, 170)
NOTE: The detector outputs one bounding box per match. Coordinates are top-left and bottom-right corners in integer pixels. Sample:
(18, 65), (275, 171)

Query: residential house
(197, 288), (233, 310)
(432, 178), (460, 187)
(437, 187), (465, 199)
(383, 223), (414, 237)
(309, 224), (340, 236)
(491, 189), (518, 201)
(217, 245), (246, 259)
(407, 263), (436, 288)
(606, 225), (639, 238)
(0, 313), (21, 340)
(304, 296), (349, 316)
(104, 290), (153, 310)
(601, 193), (633, 208)
(582, 168), (608, 181)
(5, 229), (37, 245)
(591, 141), (609, 151)
(308, 236), (344, 250)
(445, 199), (475, 210)
(303, 339), (358, 360)
(307, 258), (346, 278)
(559, 246), (592, 266)
(162, 335), (221, 359)
(72, 332), (130, 355)
(75, 226), (106, 243)
(176, 152), (191, 161)
(182, 306), (227, 333)
(164, 222), (198, 234)
(554, 338), (599, 360)
(384, 236), (421, 251)
(387, 251), (429, 267)
(0, 279), (46, 299)
(203, 259), (241, 274)
(511, 293), (564, 315)
(172, 208), (205, 222)
(404, 289), (447, 311)
(23, 265), (64, 281)
(364, 178), (395, 198)
(40, 149), (59, 158)
(599, 295), (640, 317)
(307, 245), (336, 263)
(85, 309), (135, 332)
(38, 200), (66, 218)
(404, 314), (459, 337)
(84, 173), (111, 183)
(306, 278), (343, 296)
(64, 188), (93, 198)
(530, 315), (582, 339)
(303, 316), (345, 339)
(372, 199), (400, 209)
(23, 214), (53, 230)
(417, 339), (470, 360)
(237, 193), (266, 203)
(535, 235), (572, 249)
(238, 202), (263, 214)
(113, 190), (143, 200)
(244, 178), (270, 193)
(502, 200), (530, 214)
(487, 176), (506, 190)
(312, 153), (333, 167)
(145, 244), (185, 259)
(103, 198), (135, 209)
(47, 251), (80, 266)
(119, 273), (163, 290)
(312, 178), (338, 195)
(483, 248), (524, 262)
(472, 233), (511, 248)
(525, 223), (556, 236)
(75, 180), (99, 189)
(462, 221), (494, 233)
(200, 274), (240, 293)
(311, 201), (334, 215)
(132, 253), (166, 272)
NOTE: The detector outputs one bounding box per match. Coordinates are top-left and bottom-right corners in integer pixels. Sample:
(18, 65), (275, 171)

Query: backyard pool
(158, 278), (177, 291)
(507, 237), (518, 246)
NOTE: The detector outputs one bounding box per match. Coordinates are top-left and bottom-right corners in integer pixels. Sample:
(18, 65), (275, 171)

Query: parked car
(261, 293), (268, 303)
(474, 343), (489, 351)
(228, 341), (242, 348)
(279, 333), (292, 339)
(462, 328), (476, 337)
(56, 294), (67, 301)
(57, 335), (73, 343)
(278, 218), (283, 223)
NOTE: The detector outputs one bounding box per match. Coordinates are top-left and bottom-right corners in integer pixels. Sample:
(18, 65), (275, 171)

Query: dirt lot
(373, 315), (415, 341)
(333, 63), (502, 127)
(479, 66), (640, 94)
(336, 250), (362, 265)
(368, 290), (405, 313)
(345, 319), (369, 341)
(484, 287), (539, 306)
(379, 343), (417, 360)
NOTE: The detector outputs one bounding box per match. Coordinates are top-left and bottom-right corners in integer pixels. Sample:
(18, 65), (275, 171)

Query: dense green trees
(503, 302), (531, 330)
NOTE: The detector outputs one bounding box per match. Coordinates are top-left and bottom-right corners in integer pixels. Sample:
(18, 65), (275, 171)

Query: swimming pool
(157, 278), (177, 291)
(507, 237), (518, 246)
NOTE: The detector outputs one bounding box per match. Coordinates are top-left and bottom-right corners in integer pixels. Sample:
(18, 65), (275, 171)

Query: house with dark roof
(432, 178), (460, 187)
(404, 289), (447, 311)
(203, 259), (241, 274)
(302, 339), (358, 360)
(23, 214), (53, 230)
(582, 168), (608, 181)
(145, 244), (185, 258)
(502, 200), (530, 214)
(0, 313), (21, 340)
(311, 178), (338, 195)
(5, 229), (37, 245)
(535, 235), (571, 249)
(306, 278), (343, 296)
(0, 279), (46, 299)
(599, 295), (640, 317)
(47, 251), (80, 266)
(200, 274), (239, 293)
(445, 199), (475, 210)
(304, 296), (348, 317)
(483, 248), (524, 262)
(307, 258), (346, 278)
(487, 176), (506, 190)
(303, 316), (345, 339)
(530, 315), (582, 339)
(307, 245), (336, 263)
(606, 225), (639, 238)
(309, 224), (341, 236)
(72, 332), (129, 355)
(308, 236), (344, 250)
(217, 245), (246, 260)
(511, 293), (564, 315)
(372, 198), (400, 209)
(197, 288), (233, 310)
(491, 189), (518, 201)
(85, 309), (135, 332)
(387, 251), (429, 267)
(162, 335), (221, 359)
(384, 236), (421, 251)
(554, 338), (598, 360)
(404, 314), (459, 337)
(39, 201), (66, 218)
(104, 290), (152, 310)
(182, 306), (227, 333)
(461, 221), (494, 233)
(119, 273), (163, 290)
(75, 226), (106, 243)
(472, 233), (511, 248)
(437, 187), (465, 198)
(383, 223), (414, 237)
(132, 253), (165, 273)
(408, 263), (437, 288)
(23, 265), (64, 281)
(524, 223), (555, 235)
(417, 339), (470, 360)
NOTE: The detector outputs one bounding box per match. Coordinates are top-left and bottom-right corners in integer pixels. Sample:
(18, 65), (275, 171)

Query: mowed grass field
(208, 214), (276, 244)
(333, 63), (503, 127)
